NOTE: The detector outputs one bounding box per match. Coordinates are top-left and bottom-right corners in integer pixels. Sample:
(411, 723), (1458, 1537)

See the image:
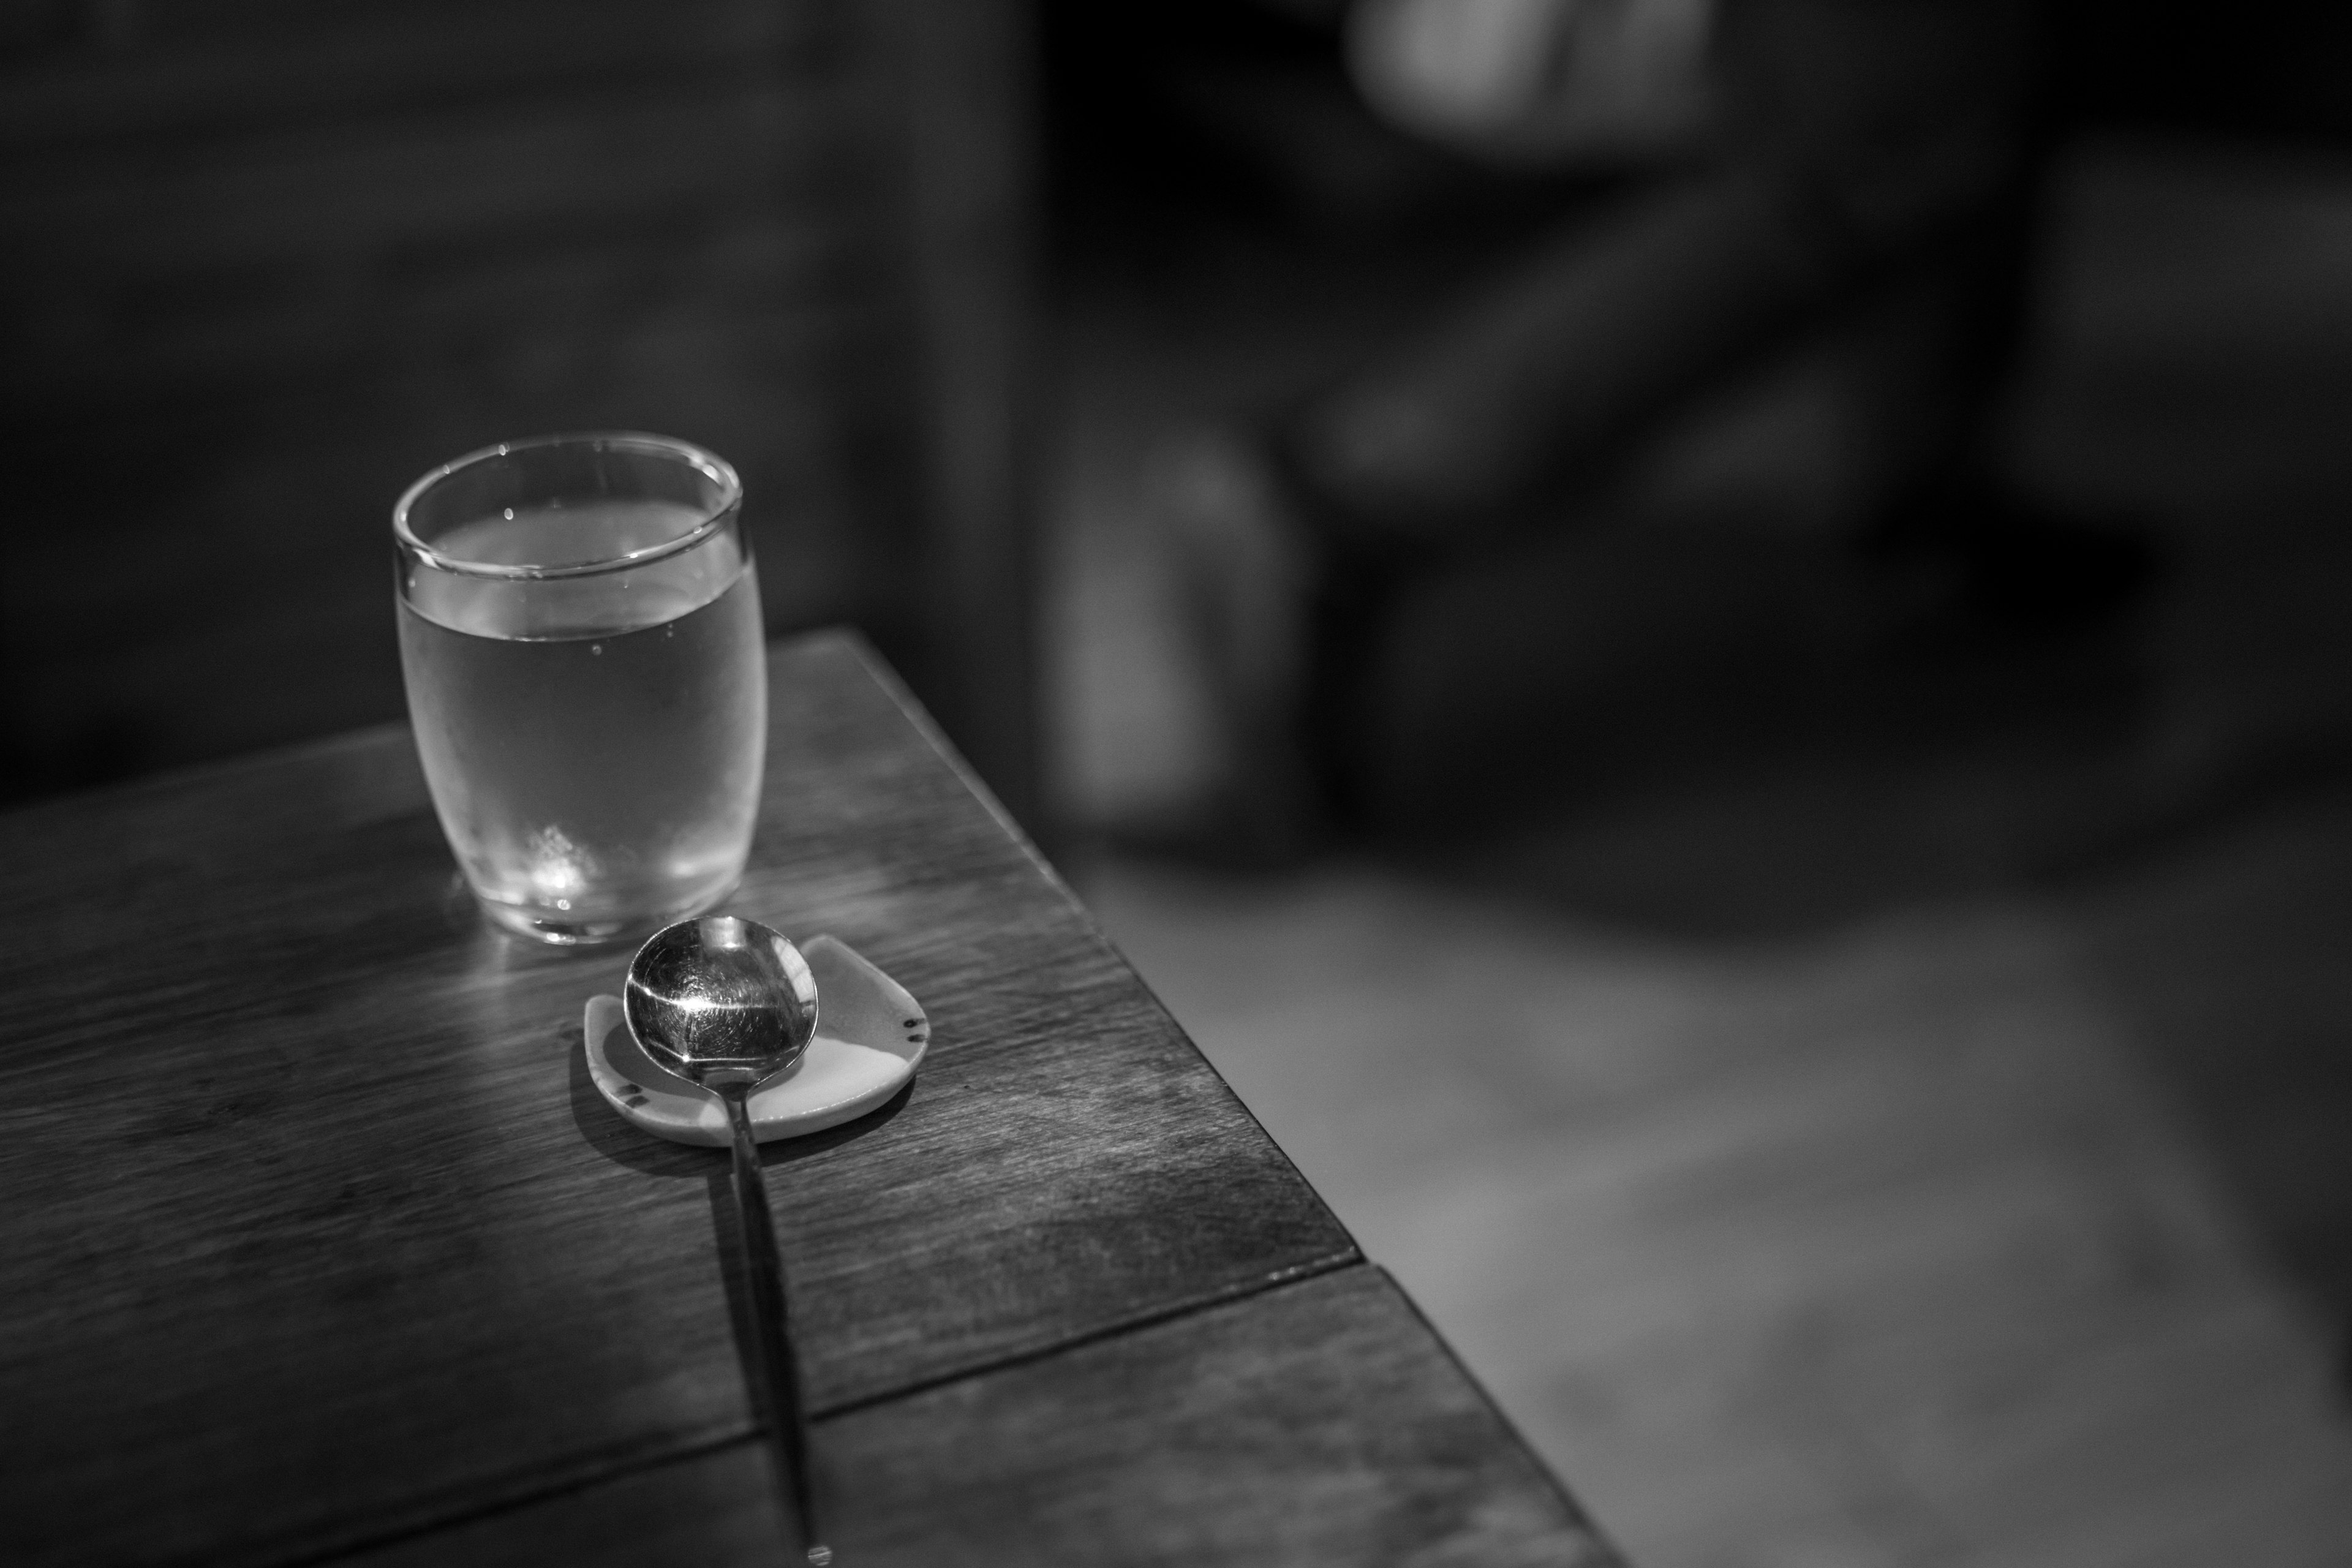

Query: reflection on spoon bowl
(586, 934), (929, 1145)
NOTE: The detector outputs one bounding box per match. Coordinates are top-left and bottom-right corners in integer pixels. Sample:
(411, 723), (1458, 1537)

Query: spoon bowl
(625, 915), (819, 1089)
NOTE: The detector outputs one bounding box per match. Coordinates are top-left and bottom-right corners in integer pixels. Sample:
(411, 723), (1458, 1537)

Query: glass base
(473, 876), (741, 948)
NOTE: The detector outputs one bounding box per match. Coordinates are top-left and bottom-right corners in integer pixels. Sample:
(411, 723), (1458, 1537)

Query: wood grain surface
(0, 633), (1354, 1567)
(338, 1265), (1619, 1568)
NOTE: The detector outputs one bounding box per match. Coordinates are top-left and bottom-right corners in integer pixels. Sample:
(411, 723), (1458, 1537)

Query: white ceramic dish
(584, 933), (927, 1145)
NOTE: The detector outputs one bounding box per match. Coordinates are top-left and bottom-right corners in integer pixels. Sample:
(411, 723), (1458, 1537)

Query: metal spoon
(625, 915), (832, 1567)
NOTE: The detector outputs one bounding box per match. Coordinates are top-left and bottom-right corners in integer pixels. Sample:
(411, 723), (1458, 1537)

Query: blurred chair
(0, 0), (1043, 829)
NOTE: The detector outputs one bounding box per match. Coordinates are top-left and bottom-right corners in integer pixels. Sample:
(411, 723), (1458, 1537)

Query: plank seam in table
(265, 1252), (1373, 1568)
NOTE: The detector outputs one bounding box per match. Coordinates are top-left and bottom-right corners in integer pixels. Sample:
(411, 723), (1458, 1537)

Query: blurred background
(9, 0), (2352, 1560)
(0, 0), (1037, 817)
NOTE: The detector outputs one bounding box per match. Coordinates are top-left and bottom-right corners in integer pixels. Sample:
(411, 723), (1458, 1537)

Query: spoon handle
(722, 1086), (832, 1567)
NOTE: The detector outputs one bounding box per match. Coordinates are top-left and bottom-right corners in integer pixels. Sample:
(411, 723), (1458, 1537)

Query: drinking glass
(393, 432), (767, 945)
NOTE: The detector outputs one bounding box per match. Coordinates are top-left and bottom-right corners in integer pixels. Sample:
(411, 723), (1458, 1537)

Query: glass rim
(392, 431), (742, 582)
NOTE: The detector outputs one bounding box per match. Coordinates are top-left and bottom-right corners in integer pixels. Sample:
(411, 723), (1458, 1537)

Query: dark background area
(0, 0), (1035, 820)
(1033, 0), (2352, 889)
(7, 0), (2351, 819)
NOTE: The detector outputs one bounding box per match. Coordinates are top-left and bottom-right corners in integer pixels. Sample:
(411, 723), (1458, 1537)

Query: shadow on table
(564, 1038), (914, 1409)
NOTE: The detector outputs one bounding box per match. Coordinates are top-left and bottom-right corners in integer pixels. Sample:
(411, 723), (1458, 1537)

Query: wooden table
(0, 633), (1619, 1567)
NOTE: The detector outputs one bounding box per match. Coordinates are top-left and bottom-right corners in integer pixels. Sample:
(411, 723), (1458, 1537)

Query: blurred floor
(1043, 132), (2352, 1565)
